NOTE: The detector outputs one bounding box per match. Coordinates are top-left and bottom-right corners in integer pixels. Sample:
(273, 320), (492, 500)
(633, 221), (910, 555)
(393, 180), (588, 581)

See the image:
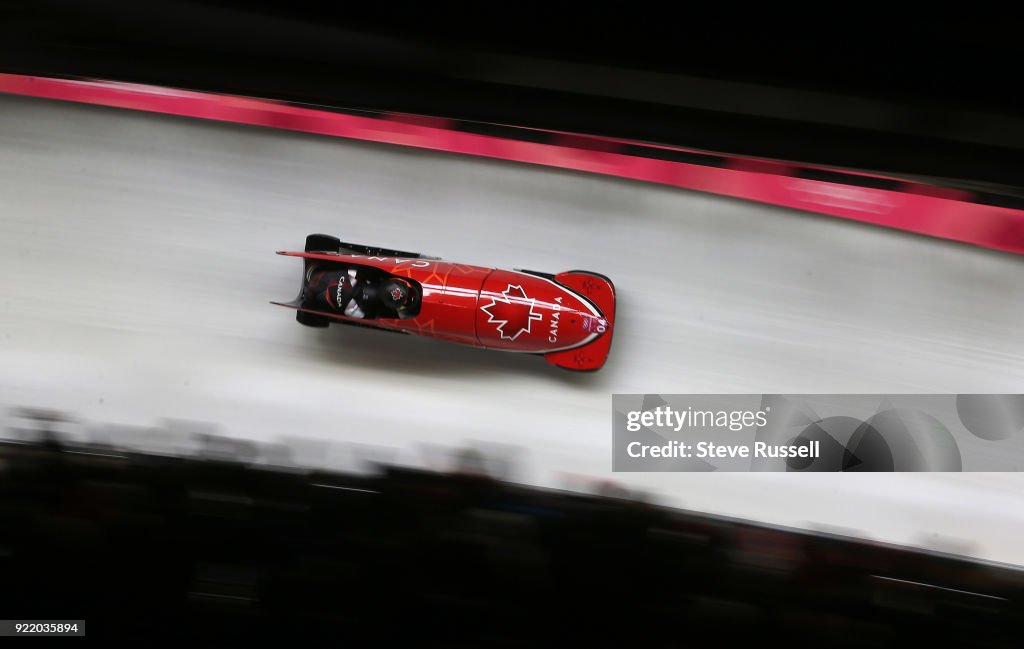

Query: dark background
(1, 2), (1022, 193)
(3, 431), (1022, 645)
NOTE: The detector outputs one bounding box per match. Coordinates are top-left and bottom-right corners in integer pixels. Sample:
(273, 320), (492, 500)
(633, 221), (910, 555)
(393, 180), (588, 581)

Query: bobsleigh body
(273, 234), (615, 371)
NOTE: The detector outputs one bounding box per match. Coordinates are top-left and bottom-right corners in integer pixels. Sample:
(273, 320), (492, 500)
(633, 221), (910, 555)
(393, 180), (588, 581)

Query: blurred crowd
(0, 410), (1021, 645)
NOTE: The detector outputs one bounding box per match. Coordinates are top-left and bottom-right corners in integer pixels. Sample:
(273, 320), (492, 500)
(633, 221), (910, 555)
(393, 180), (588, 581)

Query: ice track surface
(2, 94), (1024, 565)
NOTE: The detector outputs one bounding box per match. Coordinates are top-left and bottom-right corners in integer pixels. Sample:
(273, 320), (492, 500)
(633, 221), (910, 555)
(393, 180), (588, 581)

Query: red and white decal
(479, 284), (543, 341)
(348, 254), (432, 268)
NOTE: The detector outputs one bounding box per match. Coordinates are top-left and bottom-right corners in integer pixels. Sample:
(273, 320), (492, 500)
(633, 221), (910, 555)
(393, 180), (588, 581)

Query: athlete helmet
(378, 277), (416, 312)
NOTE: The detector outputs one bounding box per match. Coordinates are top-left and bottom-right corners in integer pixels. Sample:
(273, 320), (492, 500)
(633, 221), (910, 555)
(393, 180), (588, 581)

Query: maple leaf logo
(480, 284), (543, 341)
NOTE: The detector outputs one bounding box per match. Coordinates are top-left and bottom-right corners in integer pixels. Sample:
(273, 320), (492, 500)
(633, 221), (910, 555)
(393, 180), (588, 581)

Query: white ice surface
(1, 94), (1023, 564)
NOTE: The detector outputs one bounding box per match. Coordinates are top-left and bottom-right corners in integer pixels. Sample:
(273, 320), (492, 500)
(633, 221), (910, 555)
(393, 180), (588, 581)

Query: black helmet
(378, 277), (416, 312)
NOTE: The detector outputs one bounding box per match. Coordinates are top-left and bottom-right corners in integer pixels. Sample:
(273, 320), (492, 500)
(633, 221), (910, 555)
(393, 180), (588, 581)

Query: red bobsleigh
(273, 234), (615, 371)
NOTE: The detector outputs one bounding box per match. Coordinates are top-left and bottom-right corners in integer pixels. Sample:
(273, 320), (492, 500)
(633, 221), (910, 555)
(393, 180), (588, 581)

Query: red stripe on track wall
(2, 73), (1022, 255)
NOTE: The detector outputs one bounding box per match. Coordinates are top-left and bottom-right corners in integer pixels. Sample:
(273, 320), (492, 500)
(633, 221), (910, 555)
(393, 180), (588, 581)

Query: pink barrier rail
(2, 73), (1022, 255)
